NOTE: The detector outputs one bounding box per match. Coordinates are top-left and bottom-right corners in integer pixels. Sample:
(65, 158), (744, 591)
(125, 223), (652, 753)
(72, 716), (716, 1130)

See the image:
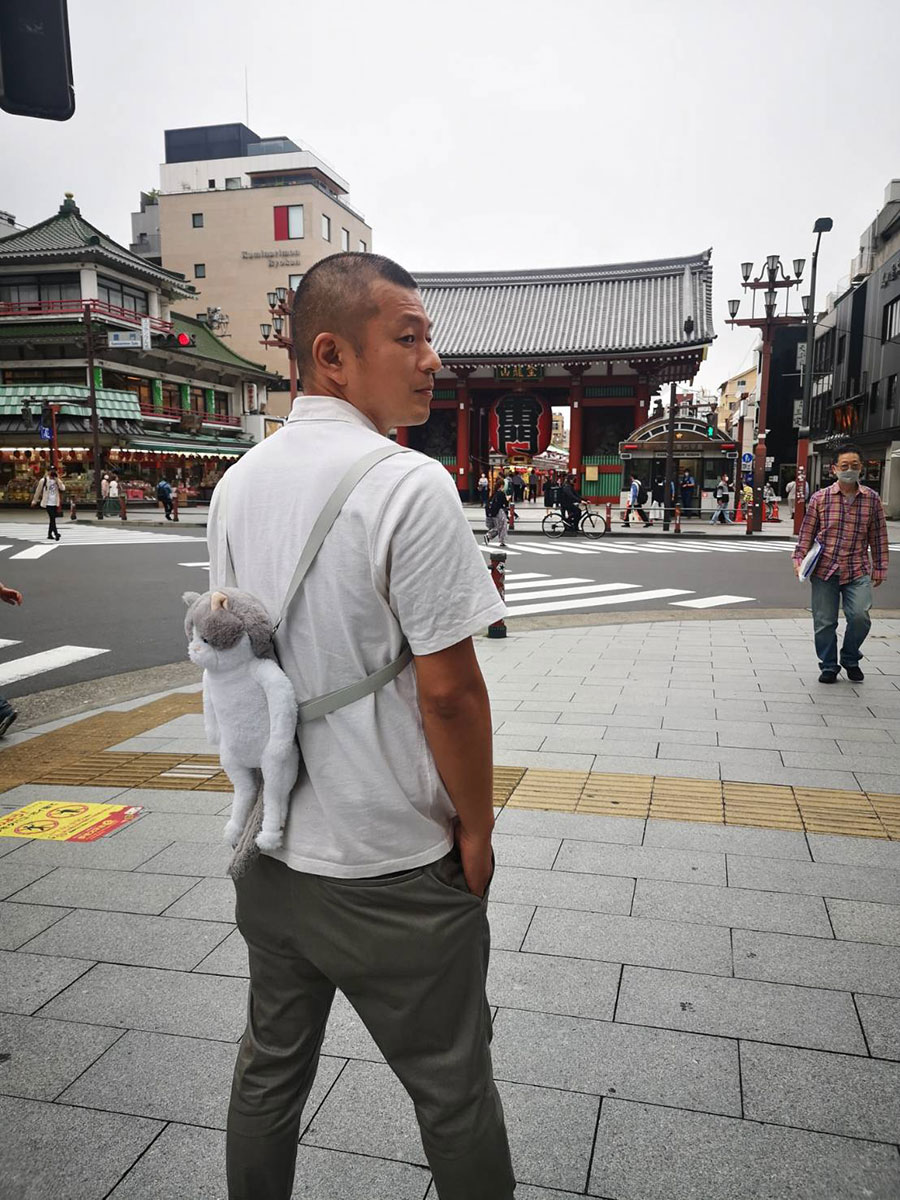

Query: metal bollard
(508, 500), (516, 532)
(606, 502), (612, 528)
(172, 488), (179, 523)
(674, 504), (682, 534)
(487, 550), (507, 639)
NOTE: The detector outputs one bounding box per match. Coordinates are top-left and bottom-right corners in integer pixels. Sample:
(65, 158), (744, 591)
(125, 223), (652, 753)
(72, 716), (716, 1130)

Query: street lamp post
(259, 286), (298, 399)
(794, 217), (834, 534)
(726, 255), (807, 534)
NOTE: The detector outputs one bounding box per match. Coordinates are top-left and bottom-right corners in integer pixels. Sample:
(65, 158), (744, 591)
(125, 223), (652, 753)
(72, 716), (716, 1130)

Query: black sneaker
(0, 707), (18, 737)
(818, 670), (839, 684)
(845, 665), (865, 682)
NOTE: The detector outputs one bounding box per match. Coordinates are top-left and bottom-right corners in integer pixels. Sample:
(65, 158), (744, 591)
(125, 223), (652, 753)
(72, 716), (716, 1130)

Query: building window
(837, 334), (846, 364)
(97, 275), (148, 315)
(359, 239), (367, 253)
(0, 272), (80, 307)
(871, 380), (879, 411)
(192, 213), (204, 228)
(883, 297), (900, 344)
(225, 177), (241, 190)
(207, 178), (216, 189)
(194, 263), (206, 279)
(274, 205), (304, 240)
(341, 227), (350, 252)
(321, 214), (331, 242)
(288, 274), (302, 292)
(887, 375), (897, 411)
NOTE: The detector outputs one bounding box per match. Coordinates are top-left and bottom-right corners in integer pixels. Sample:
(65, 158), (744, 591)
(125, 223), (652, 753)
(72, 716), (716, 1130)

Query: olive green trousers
(226, 847), (516, 1199)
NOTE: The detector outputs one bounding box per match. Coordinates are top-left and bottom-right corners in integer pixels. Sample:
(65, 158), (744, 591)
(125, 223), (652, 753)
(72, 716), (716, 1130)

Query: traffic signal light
(0, 0), (75, 121)
(706, 411), (716, 438)
(156, 332), (196, 349)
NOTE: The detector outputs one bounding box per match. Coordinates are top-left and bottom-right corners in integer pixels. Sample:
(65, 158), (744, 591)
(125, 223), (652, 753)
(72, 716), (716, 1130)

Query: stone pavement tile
(734, 928), (900, 997)
(493, 747), (596, 771)
(763, 704), (835, 724)
(0, 899), (70, 949)
(741, 1041), (900, 1142)
(0, 949), (93, 1015)
(0, 858), (55, 899)
(0, 1094), (162, 1200)
(488, 901), (537, 951)
(3, 836), (171, 871)
(0, 1013), (123, 1100)
(135, 840), (233, 877)
(827, 899), (900, 947)
(555, 840), (726, 886)
(541, 730), (659, 755)
(493, 832), (561, 869)
(496, 719), (570, 738)
(426, 1184), (580, 1200)
(855, 771), (900, 792)
(11, 866), (200, 915)
(113, 787), (233, 815)
(491, 1007), (740, 1116)
(770, 721), (889, 741)
(0, 837), (28, 858)
(58, 1028), (344, 1129)
(23, 909), (233, 970)
(655, 728), (719, 747)
(494, 732), (549, 752)
(320, 990), (385, 1063)
(590, 1097), (900, 1200)
(494, 807), (644, 845)
(727, 853), (900, 904)
(616, 964), (866, 1054)
(162, 877), (236, 922)
(713, 727), (782, 749)
(728, 765), (862, 789)
(490, 865), (633, 915)
(594, 756), (722, 781)
(117, 811), (228, 842)
(665, 744), (785, 770)
(522, 907), (731, 975)
(558, 710), (662, 730)
(663, 716), (776, 737)
(856, 995), (900, 1061)
(496, 1078), (600, 1193)
(633, 879), (832, 936)
(38, 962), (247, 1039)
(642, 819), (810, 860)
(0, 783), (129, 805)
(487, 948), (620, 1020)
(193, 927), (247, 976)
(785, 747), (900, 770)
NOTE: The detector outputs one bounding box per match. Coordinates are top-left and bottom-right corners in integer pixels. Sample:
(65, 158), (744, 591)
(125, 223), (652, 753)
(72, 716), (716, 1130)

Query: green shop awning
(129, 437), (254, 458)
(0, 384), (141, 421)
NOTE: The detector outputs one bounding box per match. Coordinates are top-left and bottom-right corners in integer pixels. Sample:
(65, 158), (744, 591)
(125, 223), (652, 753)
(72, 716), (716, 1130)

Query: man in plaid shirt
(792, 443), (889, 683)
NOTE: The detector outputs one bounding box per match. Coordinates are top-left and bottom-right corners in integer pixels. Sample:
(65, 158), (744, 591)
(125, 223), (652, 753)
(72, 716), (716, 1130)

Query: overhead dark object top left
(0, 0), (75, 121)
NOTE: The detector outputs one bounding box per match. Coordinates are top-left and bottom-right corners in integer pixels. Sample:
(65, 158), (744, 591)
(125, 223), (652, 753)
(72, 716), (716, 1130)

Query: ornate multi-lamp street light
(259, 286), (297, 399)
(726, 255), (807, 534)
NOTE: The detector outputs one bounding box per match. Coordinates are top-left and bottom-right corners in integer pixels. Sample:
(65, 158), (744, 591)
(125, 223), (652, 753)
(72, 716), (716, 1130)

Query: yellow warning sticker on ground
(0, 801), (143, 841)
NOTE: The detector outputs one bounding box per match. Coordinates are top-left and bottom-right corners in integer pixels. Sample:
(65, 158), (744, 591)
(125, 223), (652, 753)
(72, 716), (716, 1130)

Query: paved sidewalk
(1, 618), (899, 1198)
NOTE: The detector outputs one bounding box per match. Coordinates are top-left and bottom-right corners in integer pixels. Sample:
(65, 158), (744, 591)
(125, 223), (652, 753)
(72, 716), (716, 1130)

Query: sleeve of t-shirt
(378, 462), (507, 656)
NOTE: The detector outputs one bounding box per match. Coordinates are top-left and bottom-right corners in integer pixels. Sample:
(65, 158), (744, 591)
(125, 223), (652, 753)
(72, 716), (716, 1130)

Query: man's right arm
(792, 494), (820, 574)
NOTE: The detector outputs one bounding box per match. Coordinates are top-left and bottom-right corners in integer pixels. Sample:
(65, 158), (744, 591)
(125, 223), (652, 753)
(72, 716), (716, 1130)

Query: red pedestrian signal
(154, 332), (197, 349)
(176, 332), (191, 346)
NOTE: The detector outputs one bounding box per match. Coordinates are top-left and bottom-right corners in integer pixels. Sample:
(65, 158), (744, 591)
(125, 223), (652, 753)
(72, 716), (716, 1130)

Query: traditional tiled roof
(414, 251), (714, 362)
(0, 384), (140, 421)
(0, 195), (195, 297)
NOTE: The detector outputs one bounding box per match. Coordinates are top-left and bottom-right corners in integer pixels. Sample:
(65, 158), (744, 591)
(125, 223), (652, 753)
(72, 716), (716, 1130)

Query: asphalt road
(1, 521), (899, 700)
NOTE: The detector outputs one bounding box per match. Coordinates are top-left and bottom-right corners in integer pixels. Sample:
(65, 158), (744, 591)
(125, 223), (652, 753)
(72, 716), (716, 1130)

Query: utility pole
(83, 303), (104, 519)
(662, 381), (677, 531)
(794, 218), (833, 533)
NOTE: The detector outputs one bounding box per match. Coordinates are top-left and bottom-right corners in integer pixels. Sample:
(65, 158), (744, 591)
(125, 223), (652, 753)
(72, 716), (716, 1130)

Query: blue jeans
(709, 504), (732, 524)
(810, 574), (873, 673)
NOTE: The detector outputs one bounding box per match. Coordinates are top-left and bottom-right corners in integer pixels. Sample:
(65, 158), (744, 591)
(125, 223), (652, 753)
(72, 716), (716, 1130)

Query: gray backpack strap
(298, 644), (413, 723)
(273, 444), (408, 634)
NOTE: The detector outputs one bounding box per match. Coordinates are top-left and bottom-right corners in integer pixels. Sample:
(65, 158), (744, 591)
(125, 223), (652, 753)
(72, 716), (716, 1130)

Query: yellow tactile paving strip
(0, 694), (897, 840)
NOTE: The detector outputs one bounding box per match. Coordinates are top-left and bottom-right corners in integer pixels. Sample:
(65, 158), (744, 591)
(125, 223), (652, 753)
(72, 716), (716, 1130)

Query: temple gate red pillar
(567, 366), (585, 482)
(455, 368), (472, 499)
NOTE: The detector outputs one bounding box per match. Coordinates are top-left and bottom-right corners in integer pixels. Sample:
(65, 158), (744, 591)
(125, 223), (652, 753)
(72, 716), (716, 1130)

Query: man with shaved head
(209, 253), (515, 1199)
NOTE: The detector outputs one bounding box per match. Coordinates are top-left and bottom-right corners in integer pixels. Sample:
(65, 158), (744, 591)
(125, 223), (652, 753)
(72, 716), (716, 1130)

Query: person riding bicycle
(558, 474), (582, 530)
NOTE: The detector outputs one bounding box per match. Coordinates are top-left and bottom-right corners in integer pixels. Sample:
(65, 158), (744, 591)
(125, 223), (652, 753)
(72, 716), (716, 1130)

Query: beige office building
(151, 124), (372, 415)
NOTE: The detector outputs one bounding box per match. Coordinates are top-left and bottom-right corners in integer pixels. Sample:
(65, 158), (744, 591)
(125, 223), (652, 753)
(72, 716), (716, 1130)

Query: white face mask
(836, 468), (861, 484)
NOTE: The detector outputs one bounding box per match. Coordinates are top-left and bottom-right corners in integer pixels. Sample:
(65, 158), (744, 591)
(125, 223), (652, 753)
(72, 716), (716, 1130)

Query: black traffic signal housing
(156, 332), (197, 350)
(0, 0), (75, 121)
(706, 411), (717, 438)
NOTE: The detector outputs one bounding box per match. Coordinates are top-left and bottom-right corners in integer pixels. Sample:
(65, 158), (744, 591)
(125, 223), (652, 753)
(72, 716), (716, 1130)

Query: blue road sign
(741, 452), (753, 465)
(39, 426), (52, 441)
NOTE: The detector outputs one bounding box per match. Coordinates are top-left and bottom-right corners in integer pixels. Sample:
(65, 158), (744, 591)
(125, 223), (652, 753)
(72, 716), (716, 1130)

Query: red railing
(0, 298), (173, 332)
(139, 400), (241, 427)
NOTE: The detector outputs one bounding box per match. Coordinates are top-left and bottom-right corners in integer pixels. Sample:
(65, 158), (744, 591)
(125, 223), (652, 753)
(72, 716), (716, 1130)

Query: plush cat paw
(255, 828), (283, 851)
(223, 820), (242, 848)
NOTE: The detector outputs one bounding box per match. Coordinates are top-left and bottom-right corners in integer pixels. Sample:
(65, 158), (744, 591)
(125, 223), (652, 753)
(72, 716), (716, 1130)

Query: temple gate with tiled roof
(404, 252), (715, 498)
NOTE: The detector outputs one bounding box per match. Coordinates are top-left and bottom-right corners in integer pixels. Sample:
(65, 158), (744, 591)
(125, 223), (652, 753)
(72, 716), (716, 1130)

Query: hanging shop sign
(493, 364), (544, 381)
(488, 393), (552, 457)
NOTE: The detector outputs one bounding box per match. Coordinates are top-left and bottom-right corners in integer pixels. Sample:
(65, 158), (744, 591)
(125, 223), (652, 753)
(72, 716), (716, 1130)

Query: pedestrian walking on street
(787, 475), (809, 518)
(476, 471), (489, 510)
(31, 466), (64, 540)
(651, 477), (666, 520)
(680, 470), (695, 516)
(156, 477), (174, 520)
(0, 580), (23, 736)
(209, 252), (515, 1200)
(543, 472), (558, 511)
(792, 442), (888, 684)
(764, 480), (777, 520)
(709, 474), (733, 524)
(528, 469), (538, 502)
(484, 475), (510, 547)
(623, 474), (652, 526)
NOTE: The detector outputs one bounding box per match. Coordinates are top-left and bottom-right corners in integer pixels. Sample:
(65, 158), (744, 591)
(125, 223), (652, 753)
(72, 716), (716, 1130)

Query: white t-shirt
(208, 395), (506, 878)
(45, 480), (60, 506)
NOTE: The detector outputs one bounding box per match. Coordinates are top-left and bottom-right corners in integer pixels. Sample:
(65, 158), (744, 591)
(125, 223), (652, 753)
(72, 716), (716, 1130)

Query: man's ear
(311, 331), (349, 386)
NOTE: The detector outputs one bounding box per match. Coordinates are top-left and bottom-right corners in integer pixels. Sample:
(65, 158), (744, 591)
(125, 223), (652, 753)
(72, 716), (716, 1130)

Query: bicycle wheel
(580, 511), (607, 539)
(542, 510), (566, 538)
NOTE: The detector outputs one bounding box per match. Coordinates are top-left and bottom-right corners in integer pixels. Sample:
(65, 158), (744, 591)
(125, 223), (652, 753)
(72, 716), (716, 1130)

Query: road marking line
(670, 595), (756, 608)
(505, 573), (550, 581)
(505, 545), (561, 555)
(569, 543), (638, 554)
(0, 545), (12, 554)
(9, 544), (57, 559)
(0, 645), (109, 687)
(506, 588), (693, 617)
(0, 639), (22, 650)
(505, 577), (592, 591)
(505, 582), (639, 603)
(478, 546), (522, 556)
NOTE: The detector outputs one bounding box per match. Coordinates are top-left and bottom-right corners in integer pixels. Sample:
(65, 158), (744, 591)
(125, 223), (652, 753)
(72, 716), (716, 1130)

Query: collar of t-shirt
(287, 394), (381, 433)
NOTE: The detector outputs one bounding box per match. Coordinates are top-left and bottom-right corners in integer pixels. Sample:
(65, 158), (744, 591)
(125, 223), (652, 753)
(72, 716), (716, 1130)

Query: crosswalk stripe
(506, 587), (692, 617)
(9, 544), (57, 559)
(505, 577), (592, 592)
(0, 639), (21, 650)
(670, 595), (756, 608)
(570, 544), (637, 555)
(506, 582), (639, 603)
(505, 572), (549, 581)
(0, 645), (109, 687)
(507, 544), (561, 555)
(0, 545), (12, 554)
(478, 546), (522, 556)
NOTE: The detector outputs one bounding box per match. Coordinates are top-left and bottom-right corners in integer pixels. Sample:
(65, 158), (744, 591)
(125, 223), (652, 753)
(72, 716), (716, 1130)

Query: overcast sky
(3, 0), (899, 397)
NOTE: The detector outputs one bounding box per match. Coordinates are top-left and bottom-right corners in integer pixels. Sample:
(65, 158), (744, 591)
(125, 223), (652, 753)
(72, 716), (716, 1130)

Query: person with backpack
(709, 473), (733, 524)
(557, 474), (582, 530)
(156, 477), (174, 520)
(623, 474), (652, 526)
(31, 467), (65, 540)
(208, 252), (514, 1200)
(484, 474), (510, 547)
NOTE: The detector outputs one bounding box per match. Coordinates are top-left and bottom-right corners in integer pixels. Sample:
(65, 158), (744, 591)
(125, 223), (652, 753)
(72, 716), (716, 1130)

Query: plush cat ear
(211, 591), (229, 611)
(182, 591), (200, 607)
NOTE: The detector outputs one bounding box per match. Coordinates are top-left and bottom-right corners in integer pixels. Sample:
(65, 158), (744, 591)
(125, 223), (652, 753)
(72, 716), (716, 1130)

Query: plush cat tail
(183, 591), (201, 606)
(228, 791), (265, 880)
